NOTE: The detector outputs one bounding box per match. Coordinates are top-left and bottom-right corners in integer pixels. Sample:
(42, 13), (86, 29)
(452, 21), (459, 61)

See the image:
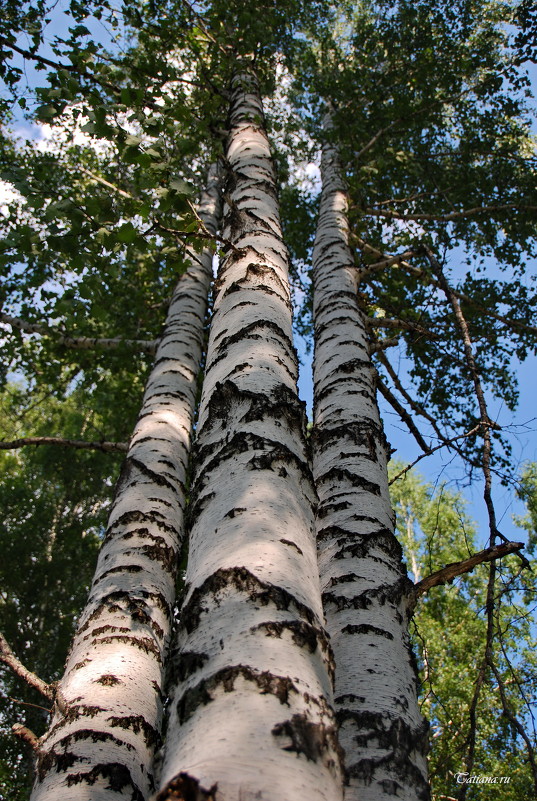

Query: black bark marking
(251, 620), (322, 653)
(104, 510), (179, 543)
(279, 538), (303, 555)
(341, 623), (394, 640)
(108, 714), (161, 748)
(140, 540), (177, 574)
(66, 762), (145, 800)
(154, 771), (217, 800)
(94, 565), (144, 584)
(224, 506), (247, 519)
(317, 467), (381, 496)
(335, 694), (366, 705)
(272, 714), (341, 767)
(181, 566), (318, 633)
(331, 528), (404, 563)
(322, 576), (411, 613)
(176, 651), (209, 682)
(95, 674), (122, 686)
(344, 715), (430, 800)
(177, 666), (298, 724)
(96, 634), (161, 661)
(312, 421), (387, 461)
(317, 500), (352, 520)
(37, 729), (136, 780)
(80, 590), (172, 635)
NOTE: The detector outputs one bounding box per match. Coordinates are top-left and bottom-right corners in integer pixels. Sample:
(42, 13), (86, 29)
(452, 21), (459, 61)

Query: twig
(1, 312), (158, 354)
(12, 724), (40, 752)
(411, 541), (524, 605)
(0, 632), (54, 701)
(377, 376), (430, 453)
(353, 235), (537, 336)
(0, 437), (128, 453)
(389, 424), (483, 484)
(364, 203), (537, 223)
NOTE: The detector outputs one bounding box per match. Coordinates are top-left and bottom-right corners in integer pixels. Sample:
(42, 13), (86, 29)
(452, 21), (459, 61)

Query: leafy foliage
(392, 464), (537, 799)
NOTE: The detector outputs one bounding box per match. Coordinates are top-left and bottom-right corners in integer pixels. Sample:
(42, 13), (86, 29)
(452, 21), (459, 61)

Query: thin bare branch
(389, 425), (483, 484)
(79, 167), (134, 199)
(0, 312), (158, 354)
(366, 316), (440, 340)
(369, 334), (400, 353)
(0, 632), (54, 701)
(0, 437), (128, 453)
(364, 203), (537, 223)
(488, 659), (537, 793)
(424, 246), (499, 545)
(353, 235), (537, 336)
(12, 724), (41, 752)
(376, 376), (430, 453)
(412, 541), (524, 604)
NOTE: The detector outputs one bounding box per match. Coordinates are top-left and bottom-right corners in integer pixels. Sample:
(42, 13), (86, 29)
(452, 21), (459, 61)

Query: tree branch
(389, 425), (483, 484)
(12, 724), (41, 753)
(0, 437), (128, 453)
(0, 312), (158, 354)
(412, 541), (524, 603)
(363, 203), (537, 223)
(376, 375), (430, 453)
(0, 632), (54, 701)
(366, 316), (440, 340)
(353, 235), (537, 336)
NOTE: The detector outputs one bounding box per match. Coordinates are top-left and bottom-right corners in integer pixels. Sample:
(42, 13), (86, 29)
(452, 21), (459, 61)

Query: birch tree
(27, 168), (221, 801)
(156, 67), (342, 801)
(312, 139), (428, 800)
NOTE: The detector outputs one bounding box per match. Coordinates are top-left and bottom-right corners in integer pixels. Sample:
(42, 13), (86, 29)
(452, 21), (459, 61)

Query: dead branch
(389, 424), (483, 484)
(0, 312), (158, 354)
(0, 437), (128, 453)
(364, 203), (537, 223)
(0, 632), (54, 701)
(412, 541), (524, 604)
(376, 376), (430, 453)
(12, 724), (40, 753)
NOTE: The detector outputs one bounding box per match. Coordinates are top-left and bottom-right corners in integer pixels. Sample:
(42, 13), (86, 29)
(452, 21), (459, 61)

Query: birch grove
(1, 1), (537, 800)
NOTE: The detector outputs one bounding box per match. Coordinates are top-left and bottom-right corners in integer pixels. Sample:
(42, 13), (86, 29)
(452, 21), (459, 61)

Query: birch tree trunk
(312, 142), (430, 801)
(155, 69), (343, 801)
(30, 166), (222, 801)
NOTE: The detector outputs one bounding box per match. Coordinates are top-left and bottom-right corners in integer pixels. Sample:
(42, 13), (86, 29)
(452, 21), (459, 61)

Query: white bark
(312, 142), (429, 801)
(30, 165), (222, 801)
(156, 70), (343, 801)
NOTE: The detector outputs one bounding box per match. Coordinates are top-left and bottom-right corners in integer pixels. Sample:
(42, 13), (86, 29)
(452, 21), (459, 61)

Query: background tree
(392, 463), (537, 800)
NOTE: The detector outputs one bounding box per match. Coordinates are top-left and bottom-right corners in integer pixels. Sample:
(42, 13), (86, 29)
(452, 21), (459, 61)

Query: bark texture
(312, 142), (430, 801)
(30, 166), (222, 801)
(156, 70), (343, 801)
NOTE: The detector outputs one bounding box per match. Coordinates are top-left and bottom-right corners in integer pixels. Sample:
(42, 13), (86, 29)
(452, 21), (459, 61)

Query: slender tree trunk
(155, 69), (343, 801)
(311, 141), (429, 801)
(30, 166), (222, 801)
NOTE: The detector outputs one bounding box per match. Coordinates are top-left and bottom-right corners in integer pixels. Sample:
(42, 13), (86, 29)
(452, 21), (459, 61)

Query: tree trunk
(311, 141), (430, 801)
(155, 69), (343, 801)
(30, 166), (222, 801)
